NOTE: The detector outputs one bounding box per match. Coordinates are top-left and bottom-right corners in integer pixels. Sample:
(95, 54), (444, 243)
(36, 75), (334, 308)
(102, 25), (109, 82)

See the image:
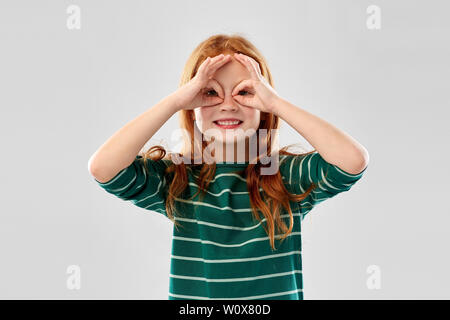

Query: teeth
(216, 120), (241, 125)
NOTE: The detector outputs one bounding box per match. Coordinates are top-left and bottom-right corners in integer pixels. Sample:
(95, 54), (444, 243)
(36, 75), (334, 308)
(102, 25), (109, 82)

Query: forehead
(212, 56), (251, 86)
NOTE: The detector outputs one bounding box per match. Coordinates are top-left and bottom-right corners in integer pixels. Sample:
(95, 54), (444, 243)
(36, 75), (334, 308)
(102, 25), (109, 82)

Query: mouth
(213, 120), (244, 129)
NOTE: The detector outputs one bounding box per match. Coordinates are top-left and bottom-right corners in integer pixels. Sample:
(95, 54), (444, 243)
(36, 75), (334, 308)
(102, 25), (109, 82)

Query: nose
(218, 92), (239, 111)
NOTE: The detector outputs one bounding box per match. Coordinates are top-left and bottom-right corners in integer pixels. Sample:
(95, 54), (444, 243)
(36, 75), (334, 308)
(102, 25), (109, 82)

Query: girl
(88, 34), (369, 300)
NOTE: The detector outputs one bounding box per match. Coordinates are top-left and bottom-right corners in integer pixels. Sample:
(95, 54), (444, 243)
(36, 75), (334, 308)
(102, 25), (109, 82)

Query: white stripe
(298, 155), (308, 193)
(299, 200), (316, 208)
(187, 182), (263, 196)
(320, 168), (353, 189)
(99, 165), (168, 207)
(299, 192), (339, 210)
(288, 156), (295, 190)
(318, 178), (339, 192)
(171, 250), (302, 263)
(136, 180), (166, 205)
(168, 288), (303, 300)
(170, 269), (302, 282)
(174, 190), (305, 213)
(173, 232), (301, 248)
(173, 197), (253, 212)
(192, 172), (247, 183)
(304, 189), (346, 202)
(307, 153), (315, 185)
(173, 213), (301, 231)
(319, 168), (341, 191)
(301, 209), (311, 218)
(144, 199), (165, 209)
(281, 154), (308, 194)
(104, 168), (137, 193)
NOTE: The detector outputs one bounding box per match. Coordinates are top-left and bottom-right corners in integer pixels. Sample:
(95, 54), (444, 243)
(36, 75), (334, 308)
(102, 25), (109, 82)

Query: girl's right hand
(173, 53), (232, 111)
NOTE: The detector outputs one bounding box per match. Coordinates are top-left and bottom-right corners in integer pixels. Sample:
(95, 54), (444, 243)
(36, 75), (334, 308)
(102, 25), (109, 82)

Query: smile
(213, 120), (243, 129)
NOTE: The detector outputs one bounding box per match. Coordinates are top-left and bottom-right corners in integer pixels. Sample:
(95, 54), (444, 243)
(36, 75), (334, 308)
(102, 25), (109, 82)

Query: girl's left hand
(232, 53), (281, 113)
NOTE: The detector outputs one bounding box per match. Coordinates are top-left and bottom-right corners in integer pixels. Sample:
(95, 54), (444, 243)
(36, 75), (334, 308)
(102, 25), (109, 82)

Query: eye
(205, 89), (249, 96)
(204, 89), (218, 96)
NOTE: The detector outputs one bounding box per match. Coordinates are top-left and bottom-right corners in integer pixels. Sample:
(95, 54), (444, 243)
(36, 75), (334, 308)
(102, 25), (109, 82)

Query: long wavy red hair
(140, 33), (316, 250)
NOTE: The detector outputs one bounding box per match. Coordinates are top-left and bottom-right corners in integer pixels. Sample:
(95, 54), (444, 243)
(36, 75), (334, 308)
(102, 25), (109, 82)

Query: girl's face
(193, 53), (261, 145)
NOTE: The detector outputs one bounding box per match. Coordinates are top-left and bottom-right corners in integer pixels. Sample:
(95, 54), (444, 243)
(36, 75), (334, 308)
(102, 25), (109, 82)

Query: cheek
(245, 111), (261, 128)
(194, 107), (209, 122)
(193, 108), (214, 132)
(195, 108), (214, 122)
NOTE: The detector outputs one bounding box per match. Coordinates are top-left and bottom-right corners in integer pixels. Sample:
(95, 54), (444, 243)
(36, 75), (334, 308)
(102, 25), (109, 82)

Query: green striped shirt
(94, 152), (367, 300)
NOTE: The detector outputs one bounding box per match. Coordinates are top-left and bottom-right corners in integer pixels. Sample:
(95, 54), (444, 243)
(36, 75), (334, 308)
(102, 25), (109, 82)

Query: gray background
(0, 0), (448, 299)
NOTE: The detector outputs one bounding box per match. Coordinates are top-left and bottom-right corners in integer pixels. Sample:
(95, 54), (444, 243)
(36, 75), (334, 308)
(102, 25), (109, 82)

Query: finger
(231, 80), (246, 96)
(205, 56), (231, 79)
(200, 54), (223, 72)
(246, 56), (263, 77)
(234, 53), (258, 80)
(210, 54), (231, 69)
(232, 94), (252, 108)
(232, 79), (253, 96)
(202, 96), (223, 108)
(210, 53), (226, 64)
(197, 56), (212, 73)
(197, 56), (221, 79)
(233, 53), (247, 68)
(242, 56), (260, 80)
(206, 78), (224, 98)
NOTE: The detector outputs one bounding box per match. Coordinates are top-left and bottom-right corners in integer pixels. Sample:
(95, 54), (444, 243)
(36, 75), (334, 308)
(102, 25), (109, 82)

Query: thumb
(201, 96), (223, 107)
(232, 94), (244, 104)
(232, 94), (252, 107)
(232, 79), (253, 96)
